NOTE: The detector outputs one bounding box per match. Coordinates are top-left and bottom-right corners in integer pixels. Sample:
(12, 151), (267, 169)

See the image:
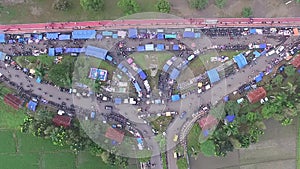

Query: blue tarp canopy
(48, 48), (55, 56)
(96, 34), (103, 39)
(0, 33), (5, 43)
(233, 53), (248, 69)
(33, 34), (43, 40)
(102, 31), (113, 36)
(117, 63), (124, 70)
(250, 29), (256, 34)
(223, 95), (229, 102)
(46, 33), (59, 39)
(156, 44), (165, 51)
(195, 33), (201, 38)
(55, 47), (63, 53)
(170, 68), (180, 80)
(0, 51), (6, 61)
(173, 44), (179, 51)
(121, 67), (127, 73)
(133, 82), (142, 92)
(65, 48), (85, 53)
(36, 77), (42, 83)
(165, 34), (176, 39)
(183, 31), (195, 38)
(138, 69), (147, 80)
(225, 115), (235, 123)
(112, 34), (118, 39)
(255, 72), (264, 83)
(106, 55), (113, 61)
(145, 44), (154, 51)
(203, 130), (209, 137)
(27, 101), (37, 111)
(157, 33), (164, 40)
(114, 98), (122, 105)
(128, 28), (138, 38)
(259, 43), (267, 49)
(261, 50), (267, 56)
(72, 30), (96, 39)
(137, 46), (145, 52)
(58, 34), (71, 40)
(207, 68), (220, 84)
(171, 94), (181, 102)
(162, 64), (170, 72)
(137, 138), (143, 144)
(85, 46), (108, 60)
(253, 51), (261, 58)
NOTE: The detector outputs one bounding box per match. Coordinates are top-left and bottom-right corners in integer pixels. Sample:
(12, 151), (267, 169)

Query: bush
(190, 0), (208, 10)
(156, 0), (171, 13)
(241, 7), (253, 18)
(215, 0), (227, 8)
(117, 0), (140, 15)
(52, 0), (71, 11)
(80, 0), (104, 11)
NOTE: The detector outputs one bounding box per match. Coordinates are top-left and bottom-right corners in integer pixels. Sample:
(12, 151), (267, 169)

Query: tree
(241, 7), (252, 18)
(117, 0), (140, 15)
(282, 118), (293, 126)
(215, 0), (227, 8)
(80, 0), (104, 11)
(225, 101), (240, 115)
(281, 82), (297, 95)
(284, 65), (296, 77)
(261, 103), (278, 119)
(155, 0), (171, 13)
(272, 74), (284, 87)
(177, 158), (188, 169)
(200, 140), (216, 157)
(53, 0), (71, 11)
(190, 0), (208, 10)
(101, 151), (110, 164)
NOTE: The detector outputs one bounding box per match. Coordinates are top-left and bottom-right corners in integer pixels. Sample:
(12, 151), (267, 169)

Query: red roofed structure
(105, 127), (125, 143)
(198, 114), (218, 130)
(247, 87), (267, 103)
(4, 94), (23, 110)
(291, 54), (300, 69)
(52, 115), (72, 128)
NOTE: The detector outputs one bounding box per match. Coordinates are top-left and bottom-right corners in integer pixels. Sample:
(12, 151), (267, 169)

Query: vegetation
(117, 0), (140, 15)
(176, 158), (188, 169)
(189, 0), (209, 10)
(150, 116), (173, 132)
(214, 0), (227, 8)
(161, 152), (167, 169)
(241, 7), (253, 18)
(187, 64), (300, 158)
(52, 0), (71, 11)
(80, 0), (105, 11)
(155, 0), (171, 13)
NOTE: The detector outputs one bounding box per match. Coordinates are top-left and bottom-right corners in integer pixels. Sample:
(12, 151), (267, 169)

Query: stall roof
(173, 44), (179, 51)
(0, 51), (6, 61)
(198, 114), (218, 129)
(250, 29), (256, 34)
(128, 28), (138, 38)
(55, 47), (63, 53)
(170, 68), (180, 80)
(36, 76), (42, 83)
(183, 31), (195, 38)
(48, 48), (55, 56)
(225, 115), (235, 123)
(72, 30), (96, 39)
(253, 50), (261, 57)
(137, 46), (145, 52)
(165, 34), (176, 39)
(156, 44), (165, 51)
(195, 32), (201, 38)
(106, 55), (113, 61)
(85, 45), (108, 60)
(293, 28), (299, 36)
(52, 115), (71, 128)
(46, 33), (59, 39)
(233, 53), (248, 69)
(247, 87), (267, 103)
(27, 101), (37, 111)
(138, 70), (147, 80)
(105, 127), (125, 143)
(291, 54), (300, 69)
(114, 98), (122, 105)
(133, 82), (142, 92)
(162, 64), (170, 72)
(157, 33), (164, 40)
(65, 48), (85, 53)
(58, 34), (71, 40)
(0, 33), (5, 43)
(259, 43), (267, 49)
(102, 31), (113, 36)
(88, 68), (108, 81)
(145, 44), (154, 51)
(207, 68), (220, 84)
(171, 94), (180, 102)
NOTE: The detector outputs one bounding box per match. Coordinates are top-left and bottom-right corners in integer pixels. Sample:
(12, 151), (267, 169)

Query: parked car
(179, 111), (187, 119)
(105, 105), (113, 110)
(275, 46), (284, 54)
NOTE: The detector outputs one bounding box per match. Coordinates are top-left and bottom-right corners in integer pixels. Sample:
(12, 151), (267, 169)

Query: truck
(173, 134), (178, 142)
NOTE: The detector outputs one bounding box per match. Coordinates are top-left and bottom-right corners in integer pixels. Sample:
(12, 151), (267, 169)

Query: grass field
(0, 0), (157, 24)
(131, 52), (173, 70)
(297, 115), (300, 169)
(0, 84), (137, 169)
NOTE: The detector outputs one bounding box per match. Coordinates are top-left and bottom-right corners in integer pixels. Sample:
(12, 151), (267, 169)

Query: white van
(266, 49), (276, 56)
(276, 46), (284, 54)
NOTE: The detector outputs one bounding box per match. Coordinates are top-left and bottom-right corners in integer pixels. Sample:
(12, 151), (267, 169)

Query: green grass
(162, 152), (167, 169)
(150, 116), (173, 132)
(187, 124), (201, 156)
(43, 152), (76, 169)
(0, 153), (40, 169)
(297, 92), (300, 169)
(0, 100), (27, 130)
(0, 0), (157, 24)
(131, 51), (173, 70)
(0, 130), (16, 153)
